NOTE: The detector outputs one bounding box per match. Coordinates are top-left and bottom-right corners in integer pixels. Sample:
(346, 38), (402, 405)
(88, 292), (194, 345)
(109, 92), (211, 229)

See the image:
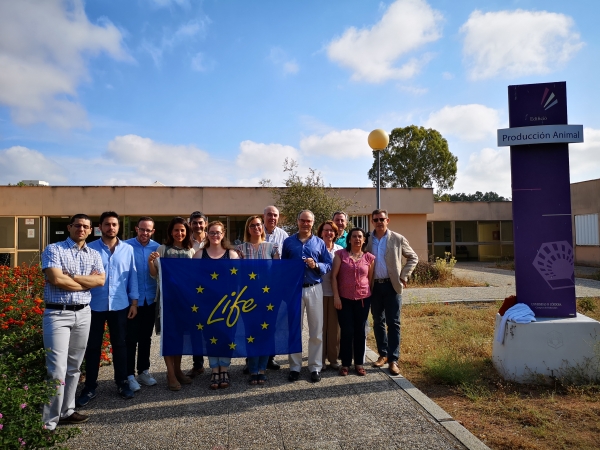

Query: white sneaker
(128, 376), (141, 392)
(137, 370), (157, 386)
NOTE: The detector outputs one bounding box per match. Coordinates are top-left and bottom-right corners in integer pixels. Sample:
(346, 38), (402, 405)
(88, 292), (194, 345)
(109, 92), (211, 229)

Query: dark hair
(165, 217), (192, 249)
(99, 211), (119, 225)
(189, 211), (207, 222)
(69, 214), (91, 225)
(317, 220), (339, 239)
(203, 221), (233, 250)
(137, 216), (154, 226)
(371, 209), (388, 218)
(345, 227), (368, 252)
(244, 215), (265, 243)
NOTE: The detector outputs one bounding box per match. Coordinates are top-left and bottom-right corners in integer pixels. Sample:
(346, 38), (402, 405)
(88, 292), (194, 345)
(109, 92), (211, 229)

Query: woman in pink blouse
(331, 227), (375, 376)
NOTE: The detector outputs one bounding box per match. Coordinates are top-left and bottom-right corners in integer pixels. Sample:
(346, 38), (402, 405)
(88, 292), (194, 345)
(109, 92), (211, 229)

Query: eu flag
(159, 258), (304, 357)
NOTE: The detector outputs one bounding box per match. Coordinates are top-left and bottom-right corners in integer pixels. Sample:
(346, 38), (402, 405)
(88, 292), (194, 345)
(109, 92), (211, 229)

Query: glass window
(18, 218), (40, 250)
(432, 221), (451, 244)
(427, 222), (432, 244)
(17, 251), (40, 266)
(455, 221), (478, 243)
(0, 253), (13, 267)
(501, 221), (514, 242)
(0, 217), (15, 248)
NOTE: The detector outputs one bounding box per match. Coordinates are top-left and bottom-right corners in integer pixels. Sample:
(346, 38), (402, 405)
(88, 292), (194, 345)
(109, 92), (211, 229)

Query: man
(77, 211), (139, 407)
(282, 210), (332, 382)
(187, 211), (207, 378)
(124, 217), (160, 391)
(262, 205), (289, 370)
(333, 211), (348, 247)
(41, 214), (105, 429)
(365, 209), (418, 375)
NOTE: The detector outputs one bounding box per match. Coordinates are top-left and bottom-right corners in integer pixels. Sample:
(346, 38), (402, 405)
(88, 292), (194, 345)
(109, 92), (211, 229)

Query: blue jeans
(337, 297), (371, 367)
(370, 281), (401, 363)
(247, 356), (269, 373)
(208, 356), (231, 368)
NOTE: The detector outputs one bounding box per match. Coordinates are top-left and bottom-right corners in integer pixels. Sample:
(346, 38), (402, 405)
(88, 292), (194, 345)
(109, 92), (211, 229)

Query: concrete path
(403, 262), (600, 304)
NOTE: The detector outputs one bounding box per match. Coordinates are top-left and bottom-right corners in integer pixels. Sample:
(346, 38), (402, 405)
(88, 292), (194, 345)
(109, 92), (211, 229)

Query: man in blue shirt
(125, 217), (160, 391)
(77, 211), (139, 407)
(333, 211), (349, 247)
(282, 210), (332, 382)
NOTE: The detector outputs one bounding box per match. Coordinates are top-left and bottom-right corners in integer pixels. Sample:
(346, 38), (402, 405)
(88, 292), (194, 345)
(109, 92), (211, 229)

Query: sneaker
(76, 387), (97, 408)
(138, 370), (157, 386)
(118, 381), (135, 400)
(128, 376), (141, 392)
(58, 412), (89, 425)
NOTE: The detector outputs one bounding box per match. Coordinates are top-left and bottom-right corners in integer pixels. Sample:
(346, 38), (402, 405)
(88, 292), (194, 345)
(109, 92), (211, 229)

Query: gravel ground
(66, 327), (466, 450)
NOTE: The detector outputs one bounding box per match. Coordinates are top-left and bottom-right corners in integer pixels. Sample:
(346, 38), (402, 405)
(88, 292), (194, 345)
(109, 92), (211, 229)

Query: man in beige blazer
(365, 209), (418, 375)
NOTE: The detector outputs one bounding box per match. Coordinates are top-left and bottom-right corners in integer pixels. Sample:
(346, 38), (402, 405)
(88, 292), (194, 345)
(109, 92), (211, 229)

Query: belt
(302, 282), (320, 288)
(45, 303), (88, 311)
(374, 278), (391, 284)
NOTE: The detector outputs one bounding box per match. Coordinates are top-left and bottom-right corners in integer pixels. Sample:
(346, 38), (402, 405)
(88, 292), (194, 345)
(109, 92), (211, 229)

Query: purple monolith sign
(504, 81), (577, 317)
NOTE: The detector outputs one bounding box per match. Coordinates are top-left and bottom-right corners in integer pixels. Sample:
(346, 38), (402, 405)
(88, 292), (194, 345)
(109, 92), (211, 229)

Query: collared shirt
(41, 237), (104, 305)
(372, 230), (389, 280)
(265, 226), (288, 249)
(125, 237), (159, 306)
(89, 238), (139, 312)
(336, 249), (375, 300)
(191, 234), (205, 252)
(282, 234), (332, 285)
(334, 230), (348, 247)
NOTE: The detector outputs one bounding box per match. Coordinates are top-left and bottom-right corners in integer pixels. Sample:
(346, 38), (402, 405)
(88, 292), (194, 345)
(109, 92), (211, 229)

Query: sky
(1, 0), (599, 198)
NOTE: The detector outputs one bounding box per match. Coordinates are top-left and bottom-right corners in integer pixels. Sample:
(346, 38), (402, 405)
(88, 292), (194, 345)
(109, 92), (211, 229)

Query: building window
(575, 214), (599, 246)
(350, 215), (369, 231)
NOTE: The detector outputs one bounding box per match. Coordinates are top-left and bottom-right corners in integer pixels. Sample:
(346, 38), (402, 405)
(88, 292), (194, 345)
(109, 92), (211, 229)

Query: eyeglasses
(372, 218), (387, 223)
(70, 224), (90, 229)
(137, 228), (153, 233)
(208, 231), (223, 236)
(249, 223), (262, 229)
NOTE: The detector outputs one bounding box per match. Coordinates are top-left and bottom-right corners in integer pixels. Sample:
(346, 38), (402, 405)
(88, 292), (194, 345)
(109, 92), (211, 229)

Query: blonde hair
(244, 215), (266, 243)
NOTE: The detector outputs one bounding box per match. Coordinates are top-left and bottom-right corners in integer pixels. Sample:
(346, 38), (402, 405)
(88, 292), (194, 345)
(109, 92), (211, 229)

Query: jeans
(337, 297), (371, 366)
(85, 307), (129, 388)
(126, 302), (156, 376)
(208, 356), (231, 368)
(248, 356), (269, 373)
(42, 306), (91, 430)
(370, 281), (402, 363)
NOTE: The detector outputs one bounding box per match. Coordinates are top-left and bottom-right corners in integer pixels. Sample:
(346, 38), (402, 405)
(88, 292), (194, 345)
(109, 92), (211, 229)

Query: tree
(367, 125), (457, 195)
(436, 191), (510, 202)
(261, 159), (359, 235)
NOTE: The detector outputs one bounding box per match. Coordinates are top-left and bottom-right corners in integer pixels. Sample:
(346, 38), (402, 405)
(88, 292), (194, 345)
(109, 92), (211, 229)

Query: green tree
(367, 125), (458, 194)
(261, 159), (359, 235)
(436, 191), (510, 202)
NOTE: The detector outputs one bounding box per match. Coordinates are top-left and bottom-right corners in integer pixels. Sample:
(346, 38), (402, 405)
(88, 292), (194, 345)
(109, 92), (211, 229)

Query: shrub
(410, 253), (456, 285)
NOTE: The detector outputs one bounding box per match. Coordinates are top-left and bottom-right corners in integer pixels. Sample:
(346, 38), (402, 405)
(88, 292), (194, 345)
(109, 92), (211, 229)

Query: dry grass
(368, 297), (600, 449)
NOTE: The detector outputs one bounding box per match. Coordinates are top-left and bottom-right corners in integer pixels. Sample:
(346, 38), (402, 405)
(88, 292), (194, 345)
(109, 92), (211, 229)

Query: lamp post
(368, 129), (389, 209)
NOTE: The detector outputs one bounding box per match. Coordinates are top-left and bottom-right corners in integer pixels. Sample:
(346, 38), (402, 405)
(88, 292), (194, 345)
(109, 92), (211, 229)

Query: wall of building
(387, 214), (428, 262)
(428, 201), (513, 221)
(571, 179), (600, 266)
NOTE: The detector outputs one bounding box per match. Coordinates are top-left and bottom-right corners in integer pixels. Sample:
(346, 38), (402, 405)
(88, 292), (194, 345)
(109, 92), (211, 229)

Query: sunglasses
(372, 218), (387, 223)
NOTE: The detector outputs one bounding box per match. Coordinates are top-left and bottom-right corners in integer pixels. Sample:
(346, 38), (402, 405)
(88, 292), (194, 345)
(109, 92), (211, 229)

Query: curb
(365, 348), (490, 450)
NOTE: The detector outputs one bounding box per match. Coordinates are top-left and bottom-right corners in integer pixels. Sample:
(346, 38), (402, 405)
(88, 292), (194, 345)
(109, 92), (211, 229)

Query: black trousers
(126, 302), (156, 376)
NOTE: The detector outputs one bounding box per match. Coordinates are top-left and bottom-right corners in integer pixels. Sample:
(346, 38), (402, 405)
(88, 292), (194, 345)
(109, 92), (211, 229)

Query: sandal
(167, 375), (181, 391)
(175, 372), (193, 385)
(355, 365), (367, 376)
(249, 374), (258, 385)
(257, 374), (267, 385)
(219, 371), (230, 389)
(339, 366), (349, 376)
(209, 372), (220, 390)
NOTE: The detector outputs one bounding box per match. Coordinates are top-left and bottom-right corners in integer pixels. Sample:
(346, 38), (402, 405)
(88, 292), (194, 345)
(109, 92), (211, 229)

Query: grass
(369, 297), (600, 449)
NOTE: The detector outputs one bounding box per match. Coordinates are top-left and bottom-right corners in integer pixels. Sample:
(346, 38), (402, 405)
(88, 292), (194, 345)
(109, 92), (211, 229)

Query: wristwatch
(69, 272), (76, 280)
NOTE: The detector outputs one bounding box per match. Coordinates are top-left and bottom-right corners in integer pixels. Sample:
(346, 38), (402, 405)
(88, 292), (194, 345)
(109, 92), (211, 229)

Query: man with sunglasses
(366, 209), (418, 376)
(124, 217), (160, 391)
(41, 214), (105, 430)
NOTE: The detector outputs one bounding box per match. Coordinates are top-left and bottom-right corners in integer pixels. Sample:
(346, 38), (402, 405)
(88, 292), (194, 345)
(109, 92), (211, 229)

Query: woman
(331, 227), (375, 376)
(236, 215), (278, 385)
(194, 221), (239, 389)
(148, 217), (196, 391)
(317, 220), (343, 370)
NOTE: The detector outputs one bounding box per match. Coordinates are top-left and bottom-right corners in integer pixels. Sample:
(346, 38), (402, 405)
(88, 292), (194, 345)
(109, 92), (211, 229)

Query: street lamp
(368, 129), (389, 209)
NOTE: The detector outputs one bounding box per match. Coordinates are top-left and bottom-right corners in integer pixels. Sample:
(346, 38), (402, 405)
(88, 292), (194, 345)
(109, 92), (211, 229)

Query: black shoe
(288, 371), (300, 382)
(58, 412), (89, 425)
(118, 381), (134, 400)
(242, 365), (250, 375)
(267, 358), (281, 370)
(311, 371), (321, 383)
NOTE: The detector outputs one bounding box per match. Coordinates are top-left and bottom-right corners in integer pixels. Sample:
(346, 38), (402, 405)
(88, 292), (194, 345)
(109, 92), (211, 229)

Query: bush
(0, 265), (79, 449)
(410, 253), (456, 285)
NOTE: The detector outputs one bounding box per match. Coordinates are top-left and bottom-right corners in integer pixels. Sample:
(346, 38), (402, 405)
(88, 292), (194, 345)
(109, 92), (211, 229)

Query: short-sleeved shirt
(41, 237), (105, 305)
(265, 226), (288, 250)
(335, 249), (375, 300)
(236, 242), (276, 260)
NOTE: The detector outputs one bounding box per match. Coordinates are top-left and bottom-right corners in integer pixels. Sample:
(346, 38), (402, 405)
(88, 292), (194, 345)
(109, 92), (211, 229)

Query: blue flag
(159, 258), (304, 357)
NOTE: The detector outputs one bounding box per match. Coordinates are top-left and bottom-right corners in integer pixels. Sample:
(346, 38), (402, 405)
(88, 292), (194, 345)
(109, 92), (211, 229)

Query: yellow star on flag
(230, 267), (238, 275)
(247, 336), (255, 343)
(266, 303), (274, 311)
(262, 285), (270, 293)
(229, 342), (237, 350)
(261, 322), (269, 330)
(196, 323), (204, 330)
(210, 337), (218, 344)
(211, 272), (219, 280)
(196, 286), (204, 294)
(249, 272), (257, 280)
(191, 304), (199, 312)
